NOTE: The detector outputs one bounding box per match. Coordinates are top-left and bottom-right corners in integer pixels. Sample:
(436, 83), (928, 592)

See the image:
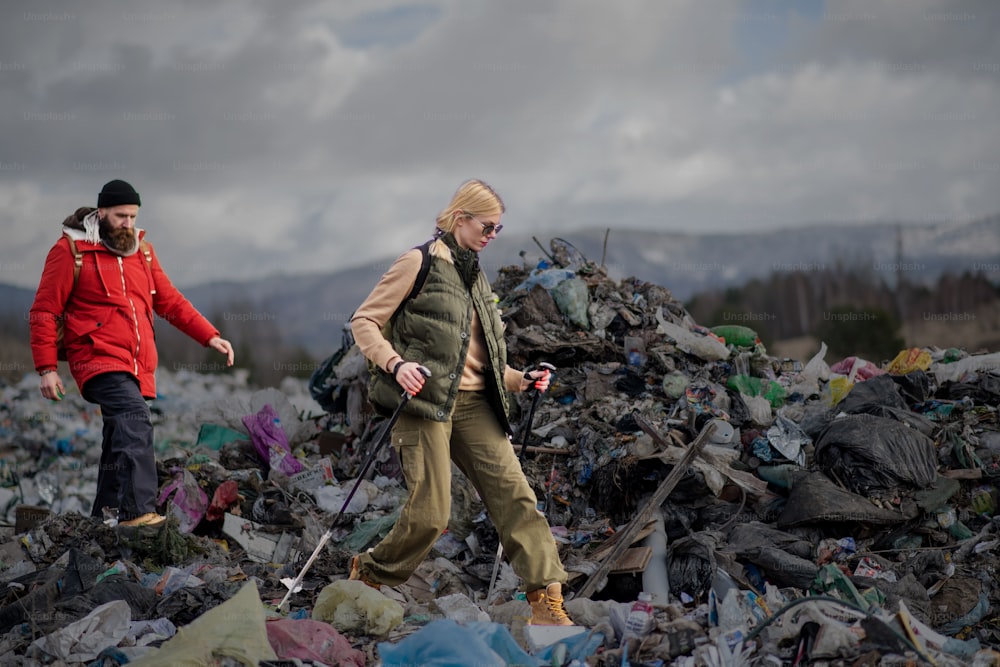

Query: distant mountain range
(3, 215), (997, 358)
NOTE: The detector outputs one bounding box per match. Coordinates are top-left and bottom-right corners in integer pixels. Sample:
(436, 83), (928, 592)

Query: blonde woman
(349, 179), (574, 625)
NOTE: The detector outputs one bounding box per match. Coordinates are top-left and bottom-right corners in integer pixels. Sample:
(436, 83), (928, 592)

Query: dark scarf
(440, 232), (480, 289)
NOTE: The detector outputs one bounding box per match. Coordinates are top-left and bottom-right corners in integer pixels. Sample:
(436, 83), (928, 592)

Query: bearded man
(29, 180), (234, 529)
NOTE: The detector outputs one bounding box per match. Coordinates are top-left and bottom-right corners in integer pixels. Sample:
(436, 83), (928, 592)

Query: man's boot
(526, 582), (574, 626)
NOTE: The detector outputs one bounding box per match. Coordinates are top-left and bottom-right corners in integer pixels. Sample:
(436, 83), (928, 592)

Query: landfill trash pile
(0, 237), (999, 665)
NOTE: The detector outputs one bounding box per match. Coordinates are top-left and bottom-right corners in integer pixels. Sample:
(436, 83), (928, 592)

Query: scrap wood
(575, 420), (716, 599)
(566, 546), (654, 583)
(609, 546), (652, 574)
(588, 521), (657, 563)
(511, 444), (572, 455)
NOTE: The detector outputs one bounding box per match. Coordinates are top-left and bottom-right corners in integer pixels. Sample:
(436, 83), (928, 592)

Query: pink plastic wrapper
(830, 356), (885, 382)
(265, 618), (364, 666)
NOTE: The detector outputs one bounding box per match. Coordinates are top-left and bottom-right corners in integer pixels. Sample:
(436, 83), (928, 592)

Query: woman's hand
(394, 360), (428, 396)
(521, 368), (551, 393)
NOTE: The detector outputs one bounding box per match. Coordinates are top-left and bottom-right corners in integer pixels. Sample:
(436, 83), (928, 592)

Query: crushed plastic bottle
(620, 592), (654, 646)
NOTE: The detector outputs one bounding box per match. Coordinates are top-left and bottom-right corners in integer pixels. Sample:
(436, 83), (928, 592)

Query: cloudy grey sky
(2, 0), (998, 289)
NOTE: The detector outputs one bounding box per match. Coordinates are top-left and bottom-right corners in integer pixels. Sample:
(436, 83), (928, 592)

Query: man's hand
(40, 372), (65, 401)
(208, 336), (235, 366)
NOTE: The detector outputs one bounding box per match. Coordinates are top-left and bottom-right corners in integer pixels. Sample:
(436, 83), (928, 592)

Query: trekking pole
(518, 362), (556, 464)
(485, 362), (556, 607)
(278, 365), (431, 613)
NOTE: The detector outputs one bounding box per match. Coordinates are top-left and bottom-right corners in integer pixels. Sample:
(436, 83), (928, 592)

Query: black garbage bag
(838, 375), (907, 413)
(738, 545), (818, 590)
(666, 533), (719, 601)
(727, 522), (814, 561)
(844, 403), (936, 437)
(85, 577), (158, 619)
(890, 371), (933, 404)
(725, 522), (819, 589)
(725, 389), (752, 429)
(943, 373), (1000, 403)
(154, 581), (243, 626)
(814, 414), (937, 495)
(797, 403), (835, 441)
(777, 471), (917, 527)
(837, 374), (935, 435)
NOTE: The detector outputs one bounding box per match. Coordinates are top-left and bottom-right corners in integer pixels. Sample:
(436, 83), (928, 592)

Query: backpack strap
(386, 240), (433, 327)
(65, 235), (84, 285)
(406, 240), (432, 303)
(139, 239), (156, 294)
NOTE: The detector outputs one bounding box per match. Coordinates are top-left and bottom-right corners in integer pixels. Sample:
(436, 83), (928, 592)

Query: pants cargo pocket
(393, 425), (426, 487)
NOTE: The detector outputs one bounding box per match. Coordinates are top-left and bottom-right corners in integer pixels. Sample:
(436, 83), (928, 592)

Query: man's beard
(99, 216), (137, 253)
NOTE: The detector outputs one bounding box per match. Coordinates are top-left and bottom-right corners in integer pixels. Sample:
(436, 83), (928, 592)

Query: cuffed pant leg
(450, 391), (567, 592)
(82, 372), (157, 521)
(358, 411), (452, 586)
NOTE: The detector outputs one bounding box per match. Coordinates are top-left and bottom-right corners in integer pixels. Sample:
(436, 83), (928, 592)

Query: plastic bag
(551, 277), (591, 329)
(512, 268), (576, 294)
(312, 580), (403, 637)
(830, 356), (884, 382)
(132, 581), (277, 666)
(727, 375), (786, 409)
(930, 351), (1000, 384)
(814, 414), (937, 494)
(157, 469), (209, 534)
(266, 618), (364, 666)
(710, 325), (759, 348)
(886, 348), (932, 375)
(242, 403), (303, 476)
(377, 619), (541, 667)
(656, 311), (730, 361)
(766, 414), (810, 465)
(786, 342), (830, 398)
(26, 600), (131, 663)
(205, 479), (239, 522)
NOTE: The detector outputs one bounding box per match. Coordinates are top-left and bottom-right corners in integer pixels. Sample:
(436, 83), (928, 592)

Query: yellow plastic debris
(311, 579), (403, 637)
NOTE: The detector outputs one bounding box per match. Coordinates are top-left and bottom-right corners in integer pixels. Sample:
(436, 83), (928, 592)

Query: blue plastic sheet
(378, 619), (543, 667)
(535, 628), (605, 664)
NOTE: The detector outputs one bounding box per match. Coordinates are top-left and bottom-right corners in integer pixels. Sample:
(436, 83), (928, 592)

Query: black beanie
(97, 179), (141, 208)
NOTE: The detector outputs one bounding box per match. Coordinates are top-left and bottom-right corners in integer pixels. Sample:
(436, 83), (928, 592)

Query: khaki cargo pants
(354, 390), (567, 591)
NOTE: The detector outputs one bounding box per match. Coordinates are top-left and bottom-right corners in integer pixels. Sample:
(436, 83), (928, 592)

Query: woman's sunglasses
(467, 214), (503, 236)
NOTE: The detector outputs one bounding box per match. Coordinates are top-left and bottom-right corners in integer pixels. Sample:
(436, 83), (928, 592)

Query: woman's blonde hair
(429, 179), (505, 260)
(435, 179), (505, 233)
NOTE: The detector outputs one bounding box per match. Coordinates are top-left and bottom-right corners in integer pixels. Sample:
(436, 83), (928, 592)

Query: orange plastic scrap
(886, 348), (933, 375)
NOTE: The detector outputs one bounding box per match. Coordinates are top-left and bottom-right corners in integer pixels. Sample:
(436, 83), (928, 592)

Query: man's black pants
(82, 372), (158, 521)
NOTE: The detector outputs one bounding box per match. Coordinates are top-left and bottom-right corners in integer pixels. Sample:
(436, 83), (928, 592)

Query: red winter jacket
(30, 211), (219, 398)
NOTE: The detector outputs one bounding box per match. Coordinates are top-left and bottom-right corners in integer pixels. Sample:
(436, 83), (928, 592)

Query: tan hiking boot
(348, 554), (381, 590)
(527, 582), (574, 626)
(118, 513), (166, 528)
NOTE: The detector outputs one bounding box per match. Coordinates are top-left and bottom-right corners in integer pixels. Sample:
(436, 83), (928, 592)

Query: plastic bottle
(620, 592), (654, 646)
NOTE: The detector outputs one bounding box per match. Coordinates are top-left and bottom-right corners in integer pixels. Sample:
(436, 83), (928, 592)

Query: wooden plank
(610, 546), (653, 574)
(511, 444), (572, 456)
(587, 521), (656, 563)
(575, 420), (716, 599)
(567, 546), (655, 583)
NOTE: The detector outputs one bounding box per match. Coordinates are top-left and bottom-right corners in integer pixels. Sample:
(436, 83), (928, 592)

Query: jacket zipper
(118, 256), (141, 375)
